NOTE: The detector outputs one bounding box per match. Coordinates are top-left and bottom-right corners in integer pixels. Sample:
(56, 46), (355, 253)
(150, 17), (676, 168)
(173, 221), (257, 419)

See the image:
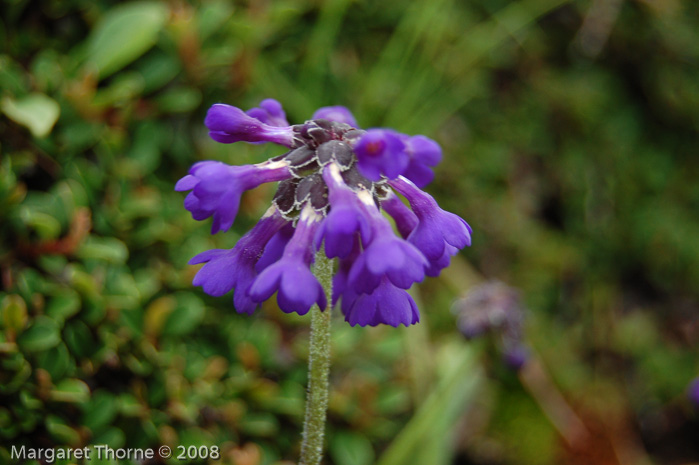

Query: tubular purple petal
(246, 98), (289, 127)
(188, 208), (288, 314)
(176, 160), (291, 233)
(206, 103), (295, 146)
(401, 161), (435, 188)
(353, 129), (408, 181)
(315, 163), (372, 258)
(331, 239), (360, 307)
(341, 277), (420, 327)
(175, 174), (199, 192)
(249, 206), (327, 315)
(425, 244), (458, 277)
(405, 135), (442, 166)
(399, 135), (442, 187)
(312, 106), (359, 128)
(189, 248), (226, 265)
(255, 223), (295, 273)
(389, 176), (471, 260)
(380, 192), (418, 238)
(347, 191), (428, 294)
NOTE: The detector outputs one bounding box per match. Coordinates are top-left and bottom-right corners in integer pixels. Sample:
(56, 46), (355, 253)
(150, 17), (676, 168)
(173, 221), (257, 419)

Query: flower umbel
(178, 99), (472, 326)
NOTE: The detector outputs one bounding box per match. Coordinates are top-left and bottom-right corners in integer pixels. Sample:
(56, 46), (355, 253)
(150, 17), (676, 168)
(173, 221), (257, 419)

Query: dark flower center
(272, 119), (387, 221)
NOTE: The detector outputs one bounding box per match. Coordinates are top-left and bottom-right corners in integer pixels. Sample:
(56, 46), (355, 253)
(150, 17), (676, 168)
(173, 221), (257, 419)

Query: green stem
(300, 250), (333, 465)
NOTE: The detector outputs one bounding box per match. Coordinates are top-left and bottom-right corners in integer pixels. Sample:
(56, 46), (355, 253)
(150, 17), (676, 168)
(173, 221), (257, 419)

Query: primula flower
(400, 135), (442, 188)
(453, 281), (528, 369)
(249, 205), (327, 315)
(341, 277), (420, 327)
(176, 160), (290, 234)
(389, 176), (471, 265)
(188, 207), (287, 314)
(177, 100), (472, 326)
(246, 98), (289, 127)
(314, 164), (372, 259)
(353, 129), (407, 181)
(312, 106), (358, 128)
(206, 103), (299, 146)
(346, 189), (428, 294)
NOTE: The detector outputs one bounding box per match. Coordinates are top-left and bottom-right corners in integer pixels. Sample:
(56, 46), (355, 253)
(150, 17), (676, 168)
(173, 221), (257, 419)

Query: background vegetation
(1, 0), (698, 464)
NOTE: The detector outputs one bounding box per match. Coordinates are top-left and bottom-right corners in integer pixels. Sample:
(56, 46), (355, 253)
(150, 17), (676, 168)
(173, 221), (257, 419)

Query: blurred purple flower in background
(688, 377), (699, 407)
(453, 280), (529, 369)
(177, 99), (471, 326)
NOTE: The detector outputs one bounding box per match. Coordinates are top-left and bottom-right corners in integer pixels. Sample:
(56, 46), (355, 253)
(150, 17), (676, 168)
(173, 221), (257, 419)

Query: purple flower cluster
(177, 99), (471, 326)
(453, 281), (528, 369)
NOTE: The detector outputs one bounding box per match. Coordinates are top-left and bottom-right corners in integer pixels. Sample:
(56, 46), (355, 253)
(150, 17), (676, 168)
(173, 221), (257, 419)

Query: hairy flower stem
(300, 250), (333, 465)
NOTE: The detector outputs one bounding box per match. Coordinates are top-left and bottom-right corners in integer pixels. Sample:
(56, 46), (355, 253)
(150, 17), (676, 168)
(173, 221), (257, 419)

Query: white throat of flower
(299, 202), (321, 224)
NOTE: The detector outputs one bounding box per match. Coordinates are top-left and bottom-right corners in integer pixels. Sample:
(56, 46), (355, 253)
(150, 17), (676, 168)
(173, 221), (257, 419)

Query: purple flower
(179, 99), (472, 326)
(206, 103), (297, 146)
(246, 98), (289, 127)
(352, 129), (408, 181)
(454, 281), (523, 340)
(312, 106), (358, 128)
(400, 135), (442, 188)
(688, 377), (699, 407)
(380, 192), (418, 238)
(255, 223), (295, 272)
(341, 277), (420, 327)
(189, 207), (288, 314)
(331, 238), (360, 307)
(425, 244), (458, 277)
(314, 164), (372, 258)
(249, 206), (327, 315)
(347, 190), (428, 294)
(454, 281), (527, 369)
(175, 160), (291, 234)
(503, 345), (529, 371)
(389, 176), (471, 262)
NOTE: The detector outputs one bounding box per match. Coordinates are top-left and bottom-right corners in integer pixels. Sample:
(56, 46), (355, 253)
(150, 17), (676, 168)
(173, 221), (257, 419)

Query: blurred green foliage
(1, 0), (698, 464)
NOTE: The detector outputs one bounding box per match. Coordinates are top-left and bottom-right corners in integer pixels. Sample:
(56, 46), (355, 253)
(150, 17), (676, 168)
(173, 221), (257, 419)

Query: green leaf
(197, 0), (234, 40)
(50, 378), (90, 403)
(86, 2), (168, 79)
(36, 343), (72, 380)
(77, 236), (129, 264)
(19, 206), (62, 240)
(239, 413), (279, 437)
(0, 356), (31, 394)
(83, 390), (119, 431)
(45, 415), (81, 444)
(45, 290), (82, 324)
(330, 431), (375, 465)
(117, 393), (143, 417)
(63, 320), (97, 359)
(17, 316), (61, 353)
(160, 293), (204, 336)
(0, 407), (12, 429)
(136, 52), (180, 93)
(92, 427), (125, 448)
(1, 93), (60, 138)
(155, 87), (202, 113)
(376, 343), (483, 465)
(2, 294), (28, 331)
(0, 55), (29, 95)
